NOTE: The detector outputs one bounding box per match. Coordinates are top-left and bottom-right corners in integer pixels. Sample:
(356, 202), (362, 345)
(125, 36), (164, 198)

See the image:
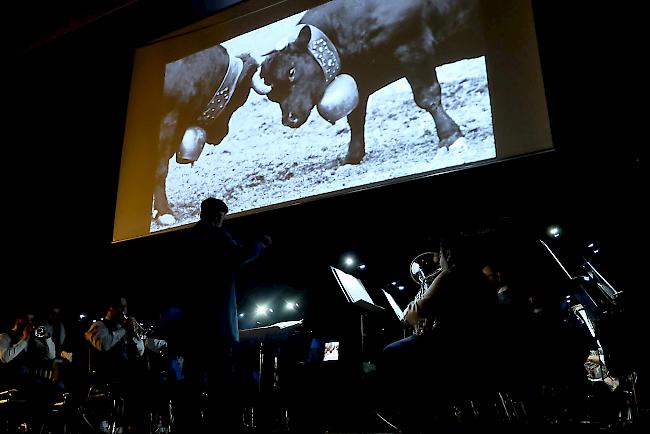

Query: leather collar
(300, 24), (341, 85)
(199, 53), (243, 123)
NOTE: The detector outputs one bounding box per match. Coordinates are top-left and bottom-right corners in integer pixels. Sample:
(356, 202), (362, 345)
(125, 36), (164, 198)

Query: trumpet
(123, 314), (149, 340)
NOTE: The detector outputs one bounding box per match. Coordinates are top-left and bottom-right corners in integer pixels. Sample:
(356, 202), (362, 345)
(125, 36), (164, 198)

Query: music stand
(381, 288), (409, 339)
(239, 319), (303, 430)
(331, 266), (383, 355)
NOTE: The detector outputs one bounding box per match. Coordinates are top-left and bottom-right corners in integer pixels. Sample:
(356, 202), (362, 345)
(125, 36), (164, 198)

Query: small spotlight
(255, 305), (268, 316)
(268, 308), (274, 313)
(79, 313), (86, 320)
(286, 301), (295, 310)
(344, 256), (355, 267)
(398, 285), (405, 291)
(593, 249), (599, 254)
(547, 225), (561, 238)
(239, 313), (245, 318)
(391, 281), (397, 286)
(587, 242), (594, 248)
(359, 264), (366, 270)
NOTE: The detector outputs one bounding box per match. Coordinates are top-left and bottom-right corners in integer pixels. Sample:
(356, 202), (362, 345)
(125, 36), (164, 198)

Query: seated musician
(0, 310), (57, 431)
(379, 234), (496, 428)
(84, 296), (166, 433)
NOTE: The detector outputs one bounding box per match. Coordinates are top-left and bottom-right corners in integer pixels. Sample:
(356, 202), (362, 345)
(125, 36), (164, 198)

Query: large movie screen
(114, 0), (552, 242)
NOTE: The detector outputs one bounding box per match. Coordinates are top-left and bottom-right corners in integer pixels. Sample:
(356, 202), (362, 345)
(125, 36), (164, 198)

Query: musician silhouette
(84, 296), (166, 432)
(175, 197), (271, 432)
(379, 233), (496, 430)
(0, 310), (57, 432)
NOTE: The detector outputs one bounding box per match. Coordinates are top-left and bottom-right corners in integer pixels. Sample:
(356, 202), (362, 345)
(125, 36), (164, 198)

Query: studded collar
(300, 24), (341, 85)
(199, 53), (243, 124)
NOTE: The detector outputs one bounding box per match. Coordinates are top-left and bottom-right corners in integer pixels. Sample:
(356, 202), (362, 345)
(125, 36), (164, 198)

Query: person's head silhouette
(200, 197), (229, 227)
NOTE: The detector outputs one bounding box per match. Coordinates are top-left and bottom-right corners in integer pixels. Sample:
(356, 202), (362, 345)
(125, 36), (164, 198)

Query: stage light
(398, 285), (405, 291)
(344, 256), (355, 267)
(239, 313), (245, 318)
(547, 225), (561, 238)
(255, 305), (269, 316)
(593, 249), (599, 254)
(588, 242), (594, 248)
(285, 301), (296, 310)
(359, 264), (366, 270)
(391, 281), (397, 286)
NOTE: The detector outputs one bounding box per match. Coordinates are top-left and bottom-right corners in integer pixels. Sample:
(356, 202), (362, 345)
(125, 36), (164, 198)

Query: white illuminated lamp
(359, 264), (366, 270)
(398, 285), (405, 291)
(391, 281), (397, 286)
(344, 256), (355, 267)
(588, 242), (594, 248)
(255, 305), (269, 316)
(239, 313), (245, 318)
(286, 301), (296, 310)
(593, 249), (599, 254)
(548, 225), (561, 238)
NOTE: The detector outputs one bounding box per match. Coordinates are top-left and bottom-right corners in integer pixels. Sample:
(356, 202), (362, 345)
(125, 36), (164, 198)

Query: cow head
(254, 25), (359, 126)
(255, 26), (329, 128)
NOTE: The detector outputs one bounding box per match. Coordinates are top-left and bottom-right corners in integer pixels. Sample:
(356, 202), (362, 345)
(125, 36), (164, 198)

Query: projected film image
(150, 0), (495, 233)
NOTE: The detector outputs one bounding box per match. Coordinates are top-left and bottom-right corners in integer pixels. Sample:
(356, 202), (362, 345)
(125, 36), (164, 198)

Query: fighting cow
(155, 45), (259, 225)
(253, 0), (483, 164)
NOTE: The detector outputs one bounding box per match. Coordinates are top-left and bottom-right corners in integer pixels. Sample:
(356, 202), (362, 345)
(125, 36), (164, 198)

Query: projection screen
(113, 0), (552, 242)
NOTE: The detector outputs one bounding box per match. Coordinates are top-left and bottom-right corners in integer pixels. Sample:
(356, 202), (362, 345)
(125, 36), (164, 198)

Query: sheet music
(382, 289), (405, 321)
(331, 266), (383, 312)
(240, 319), (303, 338)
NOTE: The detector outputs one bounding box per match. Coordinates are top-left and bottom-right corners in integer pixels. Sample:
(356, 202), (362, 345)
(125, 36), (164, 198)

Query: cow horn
(252, 65), (272, 95)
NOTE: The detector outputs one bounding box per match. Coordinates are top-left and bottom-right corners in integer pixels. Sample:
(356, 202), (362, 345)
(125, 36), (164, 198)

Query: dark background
(5, 0), (644, 364)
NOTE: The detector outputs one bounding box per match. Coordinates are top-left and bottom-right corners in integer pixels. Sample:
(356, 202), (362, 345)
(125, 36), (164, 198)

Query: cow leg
(153, 154), (175, 224)
(407, 70), (464, 149)
(344, 96), (369, 164)
(154, 116), (179, 225)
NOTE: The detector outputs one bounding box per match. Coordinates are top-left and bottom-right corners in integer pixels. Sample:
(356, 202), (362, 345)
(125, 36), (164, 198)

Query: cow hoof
(447, 137), (469, 152)
(158, 214), (177, 226)
(343, 153), (364, 165)
(438, 132), (464, 150)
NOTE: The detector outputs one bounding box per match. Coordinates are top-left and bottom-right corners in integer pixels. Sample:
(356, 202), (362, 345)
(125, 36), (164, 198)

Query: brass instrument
(409, 252), (442, 288)
(34, 325), (50, 339)
(409, 252), (443, 335)
(123, 314), (149, 340)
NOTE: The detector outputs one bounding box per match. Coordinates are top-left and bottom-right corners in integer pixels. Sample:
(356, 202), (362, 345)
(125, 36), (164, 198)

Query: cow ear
(294, 25), (312, 51)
